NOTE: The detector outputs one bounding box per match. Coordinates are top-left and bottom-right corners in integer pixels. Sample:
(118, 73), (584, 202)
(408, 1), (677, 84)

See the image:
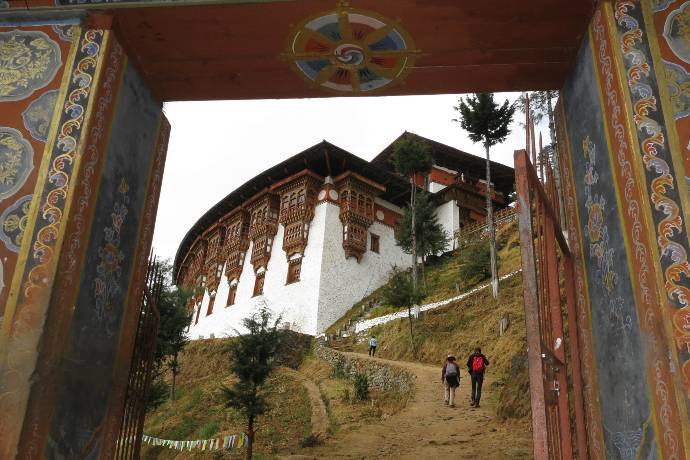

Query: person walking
(368, 335), (378, 356)
(467, 347), (489, 407)
(441, 354), (461, 408)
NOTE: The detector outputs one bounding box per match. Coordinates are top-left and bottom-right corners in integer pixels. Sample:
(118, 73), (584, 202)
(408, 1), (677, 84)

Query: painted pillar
(556, 0), (690, 458)
(0, 14), (169, 460)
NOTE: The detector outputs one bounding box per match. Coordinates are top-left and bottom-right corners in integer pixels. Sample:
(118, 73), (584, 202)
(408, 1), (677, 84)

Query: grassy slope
(327, 219), (522, 335)
(335, 221), (531, 420)
(141, 335), (313, 460)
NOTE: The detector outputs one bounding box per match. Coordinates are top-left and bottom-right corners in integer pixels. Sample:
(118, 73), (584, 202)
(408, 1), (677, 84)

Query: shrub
(458, 240), (491, 285)
(340, 388), (351, 403)
(381, 267), (425, 308)
(333, 359), (347, 379)
(299, 433), (323, 447)
(353, 373), (369, 401)
(184, 387), (203, 411)
(199, 421), (219, 439)
(146, 378), (169, 411)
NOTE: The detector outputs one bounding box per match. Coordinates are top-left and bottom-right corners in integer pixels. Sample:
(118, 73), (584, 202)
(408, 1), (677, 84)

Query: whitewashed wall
(187, 198), (412, 339)
(315, 202), (411, 333)
(188, 207), (327, 338)
(435, 199), (459, 252)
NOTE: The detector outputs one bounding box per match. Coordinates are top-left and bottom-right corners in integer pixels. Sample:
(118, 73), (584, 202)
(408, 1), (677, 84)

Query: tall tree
(391, 136), (433, 293)
(454, 93), (515, 298)
(221, 307), (283, 460)
(395, 190), (450, 281)
(152, 259), (193, 401)
(516, 91), (565, 223)
(391, 136), (433, 353)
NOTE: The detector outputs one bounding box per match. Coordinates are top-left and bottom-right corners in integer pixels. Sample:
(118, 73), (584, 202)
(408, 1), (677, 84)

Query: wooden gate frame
(514, 149), (588, 459)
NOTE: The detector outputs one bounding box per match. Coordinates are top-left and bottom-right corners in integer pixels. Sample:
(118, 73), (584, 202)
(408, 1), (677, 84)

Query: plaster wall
(429, 181), (446, 193)
(316, 201), (411, 333)
(189, 204), (327, 337)
(435, 199), (458, 251)
(188, 199), (411, 338)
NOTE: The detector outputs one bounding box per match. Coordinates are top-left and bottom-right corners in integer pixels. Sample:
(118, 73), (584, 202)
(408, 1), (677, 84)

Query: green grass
(141, 333), (313, 459)
(327, 221), (522, 334)
(332, 221), (530, 421)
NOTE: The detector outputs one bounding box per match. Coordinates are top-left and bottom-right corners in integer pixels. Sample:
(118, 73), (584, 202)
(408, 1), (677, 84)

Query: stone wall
(315, 345), (415, 395)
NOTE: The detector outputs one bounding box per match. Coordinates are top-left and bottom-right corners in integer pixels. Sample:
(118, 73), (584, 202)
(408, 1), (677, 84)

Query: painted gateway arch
(0, 0), (689, 458)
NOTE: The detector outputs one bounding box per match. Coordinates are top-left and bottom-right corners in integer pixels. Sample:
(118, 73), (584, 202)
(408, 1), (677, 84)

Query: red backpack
(472, 355), (485, 373)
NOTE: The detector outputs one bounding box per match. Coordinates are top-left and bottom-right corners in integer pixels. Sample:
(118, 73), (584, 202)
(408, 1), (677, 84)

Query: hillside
(142, 220), (532, 458)
(141, 333), (314, 459)
(332, 220), (531, 421)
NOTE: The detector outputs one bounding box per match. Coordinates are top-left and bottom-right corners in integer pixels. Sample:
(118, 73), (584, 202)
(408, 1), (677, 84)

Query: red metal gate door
(514, 149), (588, 460)
(114, 259), (164, 460)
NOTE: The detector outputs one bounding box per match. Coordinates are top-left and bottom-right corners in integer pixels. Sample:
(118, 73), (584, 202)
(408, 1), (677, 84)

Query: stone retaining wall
(315, 345), (416, 395)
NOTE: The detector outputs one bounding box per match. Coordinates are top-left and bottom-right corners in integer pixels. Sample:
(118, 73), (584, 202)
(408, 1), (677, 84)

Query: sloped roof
(174, 141), (410, 277)
(372, 132), (515, 198)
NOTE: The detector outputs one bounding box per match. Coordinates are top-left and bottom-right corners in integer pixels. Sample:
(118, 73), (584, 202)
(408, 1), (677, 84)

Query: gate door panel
(514, 149), (588, 460)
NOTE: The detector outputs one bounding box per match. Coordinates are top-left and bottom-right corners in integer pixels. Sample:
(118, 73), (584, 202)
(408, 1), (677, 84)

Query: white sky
(152, 93), (541, 264)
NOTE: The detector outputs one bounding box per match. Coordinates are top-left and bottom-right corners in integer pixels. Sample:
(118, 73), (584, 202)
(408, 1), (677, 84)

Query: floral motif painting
(0, 30), (62, 102)
(22, 90), (58, 142)
(0, 126), (34, 200)
(93, 177), (129, 337)
(0, 194), (31, 252)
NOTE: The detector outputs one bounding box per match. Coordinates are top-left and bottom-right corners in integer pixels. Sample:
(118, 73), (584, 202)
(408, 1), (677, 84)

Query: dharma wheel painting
(288, 5), (418, 93)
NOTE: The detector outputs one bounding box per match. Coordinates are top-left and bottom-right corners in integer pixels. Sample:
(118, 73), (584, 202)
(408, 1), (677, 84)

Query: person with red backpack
(466, 347), (489, 408)
(441, 354), (461, 407)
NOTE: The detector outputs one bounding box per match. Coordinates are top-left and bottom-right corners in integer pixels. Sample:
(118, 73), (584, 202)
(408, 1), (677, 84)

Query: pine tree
(391, 135), (433, 293)
(221, 307), (283, 460)
(391, 136), (433, 355)
(454, 93), (515, 298)
(151, 259), (193, 402)
(516, 91), (565, 223)
(395, 190), (449, 270)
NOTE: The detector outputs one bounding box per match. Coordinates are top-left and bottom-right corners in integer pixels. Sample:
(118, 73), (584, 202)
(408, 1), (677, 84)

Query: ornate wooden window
(335, 172), (385, 262)
(227, 284), (237, 307)
(253, 273), (265, 297)
(286, 259), (302, 284)
(223, 210), (250, 284)
(370, 233), (380, 253)
(277, 172), (321, 259)
(248, 194), (280, 272)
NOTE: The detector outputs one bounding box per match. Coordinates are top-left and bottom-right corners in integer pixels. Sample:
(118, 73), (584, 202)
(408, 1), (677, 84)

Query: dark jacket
(466, 353), (489, 375)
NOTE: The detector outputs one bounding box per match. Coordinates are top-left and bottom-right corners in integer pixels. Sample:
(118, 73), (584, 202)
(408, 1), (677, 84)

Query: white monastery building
(174, 133), (514, 338)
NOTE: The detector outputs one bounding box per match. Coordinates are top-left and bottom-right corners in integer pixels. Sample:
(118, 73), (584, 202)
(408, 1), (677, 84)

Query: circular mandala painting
(288, 4), (418, 93)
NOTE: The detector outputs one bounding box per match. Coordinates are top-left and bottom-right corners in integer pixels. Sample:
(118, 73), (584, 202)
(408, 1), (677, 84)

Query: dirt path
(282, 352), (532, 459)
(282, 367), (329, 437)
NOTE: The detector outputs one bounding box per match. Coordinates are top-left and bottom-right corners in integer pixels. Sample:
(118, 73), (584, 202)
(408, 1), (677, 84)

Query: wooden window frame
(253, 273), (265, 297)
(286, 259), (302, 285)
(227, 284), (237, 307)
(370, 233), (380, 253)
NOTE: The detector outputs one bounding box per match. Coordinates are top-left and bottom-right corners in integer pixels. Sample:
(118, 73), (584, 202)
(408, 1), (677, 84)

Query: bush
(146, 378), (169, 411)
(353, 373), (369, 401)
(333, 359), (347, 379)
(299, 433), (323, 447)
(199, 421), (219, 439)
(184, 387), (203, 411)
(382, 267), (425, 308)
(458, 240), (491, 285)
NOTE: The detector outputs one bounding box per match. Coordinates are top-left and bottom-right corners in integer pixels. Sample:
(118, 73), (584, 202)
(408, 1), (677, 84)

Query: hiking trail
(282, 351), (532, 459)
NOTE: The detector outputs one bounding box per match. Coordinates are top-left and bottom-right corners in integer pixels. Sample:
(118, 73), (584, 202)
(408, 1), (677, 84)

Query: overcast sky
(152, 93), (540, 264)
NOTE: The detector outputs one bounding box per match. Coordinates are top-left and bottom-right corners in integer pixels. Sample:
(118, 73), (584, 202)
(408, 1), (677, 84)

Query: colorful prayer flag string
(139, 432), (247, 451)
